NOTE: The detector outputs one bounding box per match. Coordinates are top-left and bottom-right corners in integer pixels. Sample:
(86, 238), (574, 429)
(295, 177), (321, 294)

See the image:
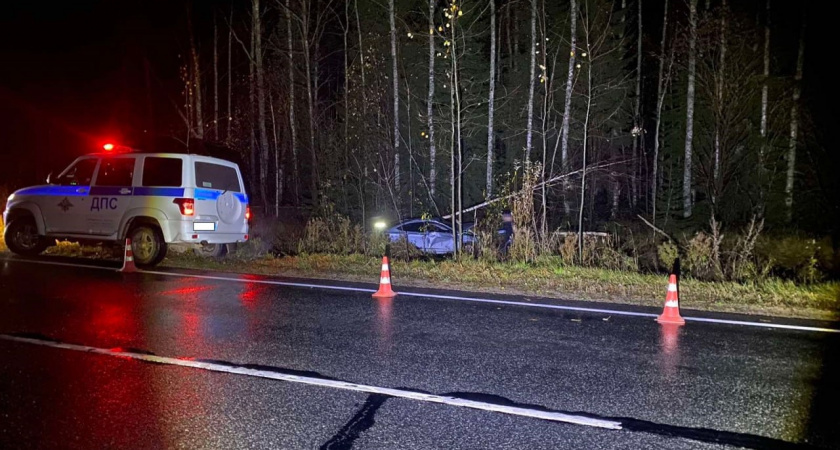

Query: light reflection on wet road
(0, 256), (837, 449)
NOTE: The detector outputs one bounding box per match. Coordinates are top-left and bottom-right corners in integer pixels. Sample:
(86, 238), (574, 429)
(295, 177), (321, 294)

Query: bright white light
(374, 221), (387, 230)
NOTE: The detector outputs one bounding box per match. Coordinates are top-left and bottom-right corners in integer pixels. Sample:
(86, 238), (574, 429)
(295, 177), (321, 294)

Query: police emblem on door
(58, 197), (74, 212)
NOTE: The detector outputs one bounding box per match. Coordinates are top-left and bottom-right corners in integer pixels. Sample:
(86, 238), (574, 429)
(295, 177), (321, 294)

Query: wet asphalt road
(0, 256), (838, 450)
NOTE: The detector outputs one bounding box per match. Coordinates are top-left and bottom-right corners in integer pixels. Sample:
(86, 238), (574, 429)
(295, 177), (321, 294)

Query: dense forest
(166, 0), (831, 243)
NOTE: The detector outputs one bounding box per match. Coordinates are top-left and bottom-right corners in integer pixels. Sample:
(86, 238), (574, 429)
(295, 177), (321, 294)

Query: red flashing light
(173, 198), (195, 216)
(245, 205), (251, 221)
(103, 143), (115, 151)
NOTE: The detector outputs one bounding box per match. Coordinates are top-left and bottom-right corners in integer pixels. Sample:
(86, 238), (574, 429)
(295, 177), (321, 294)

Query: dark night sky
(1, 0), (836, 194)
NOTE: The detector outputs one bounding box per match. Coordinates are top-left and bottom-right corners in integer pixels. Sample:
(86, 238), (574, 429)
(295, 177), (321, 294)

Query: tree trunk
(524, 0), (536, 165)
(560, 0), (576, 217)
(187, 9), (204, 139)
(286, 0), (300, 204)
(652, 0), (669, 223)
(302, 0), (318, 206)
(759, 0), (770, 214)
(270, 90), (283, 215)
(682, 0), (698, 218)
(213, 14), (219, 142)
(427, 0), (437, 197)
(226, 6), (233, 144)
(451, 6), (463, 255)
(253, 0), (270, 210)
(578, 13), (593, 264)
(389, 0), (401, 193)
(631, 0), (642, 211)
(786, 9), (806, 223)
(248, 10), (257, 197)
(486, 0), (496, 198)
(713, 0), (727, 208)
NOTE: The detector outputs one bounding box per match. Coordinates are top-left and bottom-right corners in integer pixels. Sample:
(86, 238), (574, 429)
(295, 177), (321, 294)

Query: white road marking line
(0, 334), (622, 430)
(5, 257), (839, 333)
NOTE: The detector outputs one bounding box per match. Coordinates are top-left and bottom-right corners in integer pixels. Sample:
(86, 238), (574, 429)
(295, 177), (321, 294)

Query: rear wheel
(194, 243), (229, 258)
(128, 225), (167, 268)
(4, 217), (49, 256)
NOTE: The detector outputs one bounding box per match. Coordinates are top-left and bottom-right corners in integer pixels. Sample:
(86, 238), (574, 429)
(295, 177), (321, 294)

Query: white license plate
(193, 222), (216, 231)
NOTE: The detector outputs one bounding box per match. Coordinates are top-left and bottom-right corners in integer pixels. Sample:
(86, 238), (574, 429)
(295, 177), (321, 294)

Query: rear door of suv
(192, 159), (247, 235)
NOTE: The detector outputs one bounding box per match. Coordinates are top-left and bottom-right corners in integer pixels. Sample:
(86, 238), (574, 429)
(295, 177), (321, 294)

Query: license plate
(193, 222), (216, 231)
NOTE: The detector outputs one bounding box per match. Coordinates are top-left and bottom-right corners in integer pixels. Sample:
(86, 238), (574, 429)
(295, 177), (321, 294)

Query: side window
(195, 162), (241, 192)
(398, 222), (424, 233)
(428, 223), (450, 233)
(95, 158), (135, 186)
(143, 157), (183, 187)
(57, 158), (98, 186)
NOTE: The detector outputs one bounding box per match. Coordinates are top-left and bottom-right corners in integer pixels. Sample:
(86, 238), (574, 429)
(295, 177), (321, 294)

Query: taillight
(173, 198), (195, 216)
(245, 205), (251, 221)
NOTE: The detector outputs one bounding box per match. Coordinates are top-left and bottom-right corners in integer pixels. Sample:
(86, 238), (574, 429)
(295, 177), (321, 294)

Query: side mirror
(46, 172), (53, 184)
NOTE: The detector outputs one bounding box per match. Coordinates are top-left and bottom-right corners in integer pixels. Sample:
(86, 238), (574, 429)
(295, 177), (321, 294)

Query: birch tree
(785, 9), (806, 223)
(253, 0), (270, 209)
(758, 0), (770, 213)
(389, 0), (401, 192)
(712, 0), (727, 208)
(427, 0), (437, 196)
(486, 0), (497, 198)
(286, 0), (299, 203)
(524, 0), (537, 165)
(213, 14), (219, 141)
(683, 0), (698, 218)
(559, 0), (577, 217)
(651, 0), (670, 222)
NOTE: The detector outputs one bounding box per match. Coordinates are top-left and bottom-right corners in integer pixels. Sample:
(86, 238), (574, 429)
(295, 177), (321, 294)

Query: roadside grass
(1, 234), (836, 320)
(0, 221), (6, 253)
(165, 252), (840, 320)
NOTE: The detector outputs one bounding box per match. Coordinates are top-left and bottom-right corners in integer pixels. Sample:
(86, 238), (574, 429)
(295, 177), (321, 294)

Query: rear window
(143, 157), (183, 187)
(195, 162), (240, 192)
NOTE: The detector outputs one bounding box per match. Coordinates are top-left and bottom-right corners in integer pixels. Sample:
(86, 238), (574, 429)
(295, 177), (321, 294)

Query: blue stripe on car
(133, 187), (185, 197)
(89, 186), (133, 196)
(17, 186), (89, 196)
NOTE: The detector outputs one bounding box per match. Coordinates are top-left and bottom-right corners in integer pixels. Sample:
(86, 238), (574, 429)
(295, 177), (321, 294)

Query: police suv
(3, 145), (250, 267)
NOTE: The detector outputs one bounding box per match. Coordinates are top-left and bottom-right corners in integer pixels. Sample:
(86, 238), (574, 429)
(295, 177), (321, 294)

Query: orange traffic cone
(657, 274), (685, 325)
(120, 238), (138, 273)
(372, 256), (397, 299)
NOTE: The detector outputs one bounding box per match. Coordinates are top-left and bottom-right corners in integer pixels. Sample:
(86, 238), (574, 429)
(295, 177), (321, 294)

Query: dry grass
(0, 221), (6, 253)
(165, 252), (840, 321)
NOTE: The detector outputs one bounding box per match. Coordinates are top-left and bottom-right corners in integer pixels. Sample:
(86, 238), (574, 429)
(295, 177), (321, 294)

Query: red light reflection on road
(658, 324), (682, 380)
(375, 297), (394, 354)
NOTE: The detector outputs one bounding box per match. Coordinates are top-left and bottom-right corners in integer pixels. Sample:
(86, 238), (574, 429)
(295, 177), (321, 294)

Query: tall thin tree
(253, 0), (270, 210)
(682, 0), (698, 218)
(427, 0), (437, 197)
(213, 13), (219, 141)
(389, 0), (401, 192)
(286, 0), (300, 203)
(758, 0), (770, 213)
(560, 0), (577, 217)
(785, 8), (806, 223)
(652, 0), (669, 223)
(524, 0), (537, 165)
(486, 0), (497, 198)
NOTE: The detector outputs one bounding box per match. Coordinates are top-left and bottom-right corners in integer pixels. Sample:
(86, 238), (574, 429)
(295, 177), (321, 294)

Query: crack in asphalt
(319, 394), (391, 450)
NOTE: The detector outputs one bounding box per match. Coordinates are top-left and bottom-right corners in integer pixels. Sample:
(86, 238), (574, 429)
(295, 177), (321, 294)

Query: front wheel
(4, 218), (49, 256)
(128, 225), (167, 268)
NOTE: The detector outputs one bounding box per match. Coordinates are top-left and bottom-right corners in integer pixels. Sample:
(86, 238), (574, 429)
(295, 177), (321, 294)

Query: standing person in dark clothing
(498, 209), (514, 260)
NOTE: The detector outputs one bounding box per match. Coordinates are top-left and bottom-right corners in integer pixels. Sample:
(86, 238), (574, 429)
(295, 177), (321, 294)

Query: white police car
(3, 145), (250, 267)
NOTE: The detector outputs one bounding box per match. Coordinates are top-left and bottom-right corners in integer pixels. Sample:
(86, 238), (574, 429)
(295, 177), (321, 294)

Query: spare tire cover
(217, 191), (243, 224)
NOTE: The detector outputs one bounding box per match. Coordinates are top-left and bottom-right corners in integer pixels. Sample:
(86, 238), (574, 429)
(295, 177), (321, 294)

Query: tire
(128, 225), (167, 268)
(4, 217), (49, 256)
(193, 243), (229, 258)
